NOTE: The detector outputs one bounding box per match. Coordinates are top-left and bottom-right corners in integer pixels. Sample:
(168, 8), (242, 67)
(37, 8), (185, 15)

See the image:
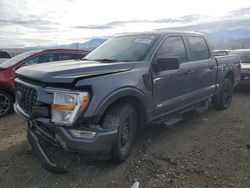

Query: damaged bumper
(27, 127), (66, 173)
(25, 120), (117, 173)
(15, 102), (117, 154)
(14, 79), (118, 173)
(25, 120), (117, 154)
(15, 102), (117, 173)
(55, 127), (117, 153)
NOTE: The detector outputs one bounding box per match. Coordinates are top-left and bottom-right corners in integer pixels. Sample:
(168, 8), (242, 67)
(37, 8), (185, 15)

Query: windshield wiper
(93, 58), (118, 62)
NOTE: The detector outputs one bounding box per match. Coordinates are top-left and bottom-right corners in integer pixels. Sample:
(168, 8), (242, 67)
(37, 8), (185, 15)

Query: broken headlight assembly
(49, 90), (89, 125)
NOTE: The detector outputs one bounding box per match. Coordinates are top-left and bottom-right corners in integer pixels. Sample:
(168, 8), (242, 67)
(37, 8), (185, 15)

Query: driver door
(152, 35), (194, 116)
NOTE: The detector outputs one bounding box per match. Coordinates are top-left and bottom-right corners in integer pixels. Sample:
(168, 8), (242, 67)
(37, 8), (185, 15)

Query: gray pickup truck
(14, 31), (240, 173)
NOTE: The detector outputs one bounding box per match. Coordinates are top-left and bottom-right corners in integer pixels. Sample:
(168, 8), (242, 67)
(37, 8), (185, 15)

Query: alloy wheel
(0, 93), (11, 116)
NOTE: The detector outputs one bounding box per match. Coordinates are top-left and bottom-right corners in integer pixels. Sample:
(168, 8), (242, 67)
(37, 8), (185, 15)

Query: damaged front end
(14, 79), (117, 173)
(26, 122), (66, 174)
(24, 115), (117, 173)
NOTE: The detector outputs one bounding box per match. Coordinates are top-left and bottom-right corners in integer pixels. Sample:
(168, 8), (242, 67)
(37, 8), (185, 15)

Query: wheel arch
(96, 88), (150, 127)
(224, 70), (234, 84)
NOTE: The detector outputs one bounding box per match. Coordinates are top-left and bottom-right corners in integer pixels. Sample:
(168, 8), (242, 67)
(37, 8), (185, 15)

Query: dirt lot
(1, 89), (250, 188)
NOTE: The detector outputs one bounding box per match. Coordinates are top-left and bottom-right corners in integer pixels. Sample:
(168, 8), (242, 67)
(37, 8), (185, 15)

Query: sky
(0, 0), (250, 48)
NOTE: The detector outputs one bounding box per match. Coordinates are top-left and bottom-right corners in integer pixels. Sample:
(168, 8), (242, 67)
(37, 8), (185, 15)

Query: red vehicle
(0, 49), (89, 117)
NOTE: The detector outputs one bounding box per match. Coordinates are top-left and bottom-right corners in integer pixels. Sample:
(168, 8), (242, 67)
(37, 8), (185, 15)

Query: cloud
(155, 8), (250, 33)
(0, 17), (58, 29)
(1, 2), (250, 48)
(75, 25), (113, 30)
(228, 7), (250, 17)
(73, 7), (250, 32)
(156, 19), (250, 33)
(74, 16), (205, 30)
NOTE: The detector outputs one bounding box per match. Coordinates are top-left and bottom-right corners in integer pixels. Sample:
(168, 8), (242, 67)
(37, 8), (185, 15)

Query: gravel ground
(0, 89), (250, 188)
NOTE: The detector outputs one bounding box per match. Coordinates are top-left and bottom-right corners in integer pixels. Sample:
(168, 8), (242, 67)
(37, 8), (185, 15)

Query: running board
(163, 114), (182, 126)
(194, 100), (209, 113)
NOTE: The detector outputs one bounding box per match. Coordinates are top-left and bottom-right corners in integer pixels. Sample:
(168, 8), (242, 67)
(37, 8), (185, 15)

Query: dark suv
(0, 50), (11, 64)
(14, 32), (240, 172)
(0, 49), (88, 117)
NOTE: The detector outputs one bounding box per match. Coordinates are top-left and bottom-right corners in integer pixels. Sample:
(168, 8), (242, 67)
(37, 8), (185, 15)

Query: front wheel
(0, 90), (14, 118)
(102, 103), (137, 163)
(212, 78), (233, 110)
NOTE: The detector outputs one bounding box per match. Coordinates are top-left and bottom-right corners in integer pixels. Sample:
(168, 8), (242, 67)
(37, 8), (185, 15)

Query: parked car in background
(14, 31), (240, 172)
(0, 49), (89, 117)
(231, 49), (250, 86)
(213, 50), (231, 57)
(0, 50), (11, 64)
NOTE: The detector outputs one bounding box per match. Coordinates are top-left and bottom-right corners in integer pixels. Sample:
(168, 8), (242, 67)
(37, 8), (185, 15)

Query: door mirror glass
(157, 57), (180, 71)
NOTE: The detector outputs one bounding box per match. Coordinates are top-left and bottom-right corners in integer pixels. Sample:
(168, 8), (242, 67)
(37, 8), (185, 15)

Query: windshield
(85, 34), (158, 62)
(0, 51), (37, 68)
(231, 51), (250, 63)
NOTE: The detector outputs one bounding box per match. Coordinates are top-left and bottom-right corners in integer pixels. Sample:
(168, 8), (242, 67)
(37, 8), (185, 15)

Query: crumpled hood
(16, 60), (134, 83)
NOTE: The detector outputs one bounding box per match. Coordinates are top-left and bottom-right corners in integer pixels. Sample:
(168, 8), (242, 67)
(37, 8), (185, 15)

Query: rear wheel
(102, 103), (137, 163)
(212, 78), (233, 110)
(0, 90), (13, 118)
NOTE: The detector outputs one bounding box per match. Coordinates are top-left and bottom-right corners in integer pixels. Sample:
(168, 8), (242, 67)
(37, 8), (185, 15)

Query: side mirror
(157, 57), (180, 71)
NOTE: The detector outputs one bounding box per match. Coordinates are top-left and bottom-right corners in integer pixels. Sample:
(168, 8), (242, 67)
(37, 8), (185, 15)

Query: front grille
(16, 83), (37, 114)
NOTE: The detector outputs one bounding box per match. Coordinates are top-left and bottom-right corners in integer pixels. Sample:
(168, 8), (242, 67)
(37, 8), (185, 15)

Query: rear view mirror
(157, 57), (180, 71)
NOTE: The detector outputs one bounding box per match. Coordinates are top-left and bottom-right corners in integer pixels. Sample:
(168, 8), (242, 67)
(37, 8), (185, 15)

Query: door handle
(185, 70), (194, 76)
(209, 66), (216, 70)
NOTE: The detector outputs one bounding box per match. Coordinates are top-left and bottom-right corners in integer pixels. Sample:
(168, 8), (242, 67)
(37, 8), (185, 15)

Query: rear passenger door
(184, 36), (217, 99)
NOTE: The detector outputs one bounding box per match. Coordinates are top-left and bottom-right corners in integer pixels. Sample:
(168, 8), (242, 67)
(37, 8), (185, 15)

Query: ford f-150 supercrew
(14, 31), (241, 173)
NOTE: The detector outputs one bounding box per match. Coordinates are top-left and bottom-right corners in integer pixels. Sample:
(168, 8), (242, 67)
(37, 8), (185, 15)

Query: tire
(102, 103), (137, 163)
(0, 90), (14, 118)
(212, 78), (233, 110)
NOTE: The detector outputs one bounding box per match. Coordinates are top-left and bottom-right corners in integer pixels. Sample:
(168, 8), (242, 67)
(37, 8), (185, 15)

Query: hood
(241, 63), (250, 69)
(16, 60), (134, 84)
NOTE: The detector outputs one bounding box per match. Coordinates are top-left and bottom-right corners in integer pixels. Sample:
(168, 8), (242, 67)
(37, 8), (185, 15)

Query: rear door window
(187, 36), (210, 61)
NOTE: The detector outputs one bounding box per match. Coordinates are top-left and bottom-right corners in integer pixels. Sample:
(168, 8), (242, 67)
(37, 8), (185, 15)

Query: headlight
(51, 91), (89, 125)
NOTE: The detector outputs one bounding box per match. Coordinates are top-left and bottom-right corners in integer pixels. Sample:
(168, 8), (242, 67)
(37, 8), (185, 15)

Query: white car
(0, 58), (9, 64)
